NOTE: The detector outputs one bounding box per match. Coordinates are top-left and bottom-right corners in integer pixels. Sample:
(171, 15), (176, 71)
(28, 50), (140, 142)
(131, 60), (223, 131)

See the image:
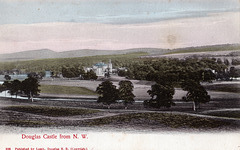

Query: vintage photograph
(0, 0), (239, 149)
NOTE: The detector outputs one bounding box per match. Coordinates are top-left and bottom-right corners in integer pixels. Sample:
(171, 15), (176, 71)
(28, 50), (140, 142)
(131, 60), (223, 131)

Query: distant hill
(0, 48), (167, 62)
(0, 44), (239, 62)
(0, 49), (56, 61)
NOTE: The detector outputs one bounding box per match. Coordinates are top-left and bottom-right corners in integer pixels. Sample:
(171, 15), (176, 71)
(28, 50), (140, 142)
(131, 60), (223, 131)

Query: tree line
(98, 58), (226, 111)
(61, 65), (97, 80)
(0, 77), (40, 101)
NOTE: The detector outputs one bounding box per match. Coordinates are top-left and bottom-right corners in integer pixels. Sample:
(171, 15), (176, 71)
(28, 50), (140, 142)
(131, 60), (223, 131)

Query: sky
(0, 0), (239, 54)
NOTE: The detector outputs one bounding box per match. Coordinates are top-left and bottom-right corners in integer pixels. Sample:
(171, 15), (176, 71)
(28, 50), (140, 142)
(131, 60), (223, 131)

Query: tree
(224, 59), (230, 66)
(202, 70), (216, 82)
(229, 67), (238, 79)
(28, 72), (42, 80)
(0, 84), (5, 92)
(62, 65), (85, 78)
(217, 58), (223, 64)
(118, 69), (127, 77)
(83, 70), (98, 80)
(9, 80), (22, 98)
(96, 80), (119, 108)
(4, 75), (11, 81)
(181, 80), (210, 111)
(22, 77), (40, 101)
(232, 59), (240, 65)
(118, 80), (135, 109)
(144, 83), (175, 108)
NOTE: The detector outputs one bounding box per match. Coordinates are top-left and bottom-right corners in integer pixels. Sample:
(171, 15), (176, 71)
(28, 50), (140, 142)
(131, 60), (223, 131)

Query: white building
(86, 59), (113, 77)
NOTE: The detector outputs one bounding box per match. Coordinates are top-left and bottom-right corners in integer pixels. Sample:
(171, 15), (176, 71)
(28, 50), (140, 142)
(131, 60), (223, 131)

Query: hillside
(0, 48), (166, 62)
(0, 52), (148, 73)
(0, 44), (239, 62)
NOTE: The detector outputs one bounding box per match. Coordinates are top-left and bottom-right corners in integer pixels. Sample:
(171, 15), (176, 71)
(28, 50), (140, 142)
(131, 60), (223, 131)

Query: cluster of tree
(62, 66), (85, 78)
(216, 66), (240, 81)
(27, 72), (45, 80)
(216, 58), (230, 66)
(115, 58), (216, 111)
(231, 59), (240, 66)
(122, 58), (220, 82)
(96, 80), (135, 109)
(62, 66), (97, 80)
(0, 77), (40, 101)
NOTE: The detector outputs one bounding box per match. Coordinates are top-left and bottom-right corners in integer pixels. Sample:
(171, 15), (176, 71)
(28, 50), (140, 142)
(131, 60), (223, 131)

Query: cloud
(0, 12), (239, 54)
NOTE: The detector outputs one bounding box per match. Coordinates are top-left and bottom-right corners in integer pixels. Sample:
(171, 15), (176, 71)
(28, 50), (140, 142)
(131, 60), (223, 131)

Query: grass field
(203, 110), (240, 119)
(204, 84), (240, 93)
(82, 112), (232, 129)
(4, 105), (100, 117)
(40, 84), (98, 95)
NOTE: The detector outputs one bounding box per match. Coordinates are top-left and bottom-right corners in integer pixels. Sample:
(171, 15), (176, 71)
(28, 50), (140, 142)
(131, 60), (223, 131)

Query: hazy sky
(0, 0), (239, 54)
(1, 0), (239, 24)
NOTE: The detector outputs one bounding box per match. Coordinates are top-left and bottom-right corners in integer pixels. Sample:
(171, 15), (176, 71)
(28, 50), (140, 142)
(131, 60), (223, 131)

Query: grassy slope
(0, 52), (147, 72)
(4, 105), (100, 117)
(203, 110), (240, 119)
(40, 84), (98, 95)
(165, 44), (240, 55)
(81, 112), (232, 129)
(3, 105), (236, 129)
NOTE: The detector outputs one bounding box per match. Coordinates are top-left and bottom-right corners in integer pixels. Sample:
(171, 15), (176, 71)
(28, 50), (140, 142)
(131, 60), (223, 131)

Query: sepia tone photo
(0, 0), (239, 149)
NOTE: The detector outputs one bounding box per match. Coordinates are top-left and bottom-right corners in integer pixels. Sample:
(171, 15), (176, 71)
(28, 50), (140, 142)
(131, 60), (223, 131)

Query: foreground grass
(4, 105), (100, 117)
(40, 84), (98, 95)
(82, 112), (232, 129)
(204, 84), (240, 93)
(7, 120), (53, 127)
(203, 110), (240, 119)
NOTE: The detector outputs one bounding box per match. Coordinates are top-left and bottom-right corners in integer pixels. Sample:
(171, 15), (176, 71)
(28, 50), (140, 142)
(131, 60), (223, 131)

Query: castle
(85, 59), (113, 77)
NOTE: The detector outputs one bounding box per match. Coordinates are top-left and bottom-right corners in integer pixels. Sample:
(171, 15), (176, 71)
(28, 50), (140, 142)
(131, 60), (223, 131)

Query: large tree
(9, 80), (22, 98)
(181, 80), (210, 111)
(96, 80), (119, 108)
(145, 83), (175, 108)
(83, 70), (98, 80)
(22, 77), (40, 101)
(118, 80), (135, 109)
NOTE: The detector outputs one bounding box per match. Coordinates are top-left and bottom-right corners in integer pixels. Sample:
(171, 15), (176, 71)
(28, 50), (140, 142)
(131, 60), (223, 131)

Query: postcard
(0, 0), (240, 150)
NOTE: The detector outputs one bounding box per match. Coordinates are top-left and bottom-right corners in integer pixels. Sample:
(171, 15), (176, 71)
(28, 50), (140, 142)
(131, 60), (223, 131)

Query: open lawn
(40, 84), (98, 96)
(204, 84), (240, 93)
